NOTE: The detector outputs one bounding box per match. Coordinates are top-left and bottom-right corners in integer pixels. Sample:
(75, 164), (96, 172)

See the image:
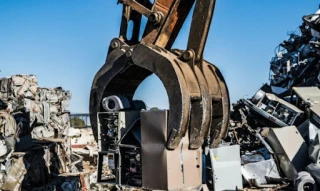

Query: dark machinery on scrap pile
(90, 0), (229, 190)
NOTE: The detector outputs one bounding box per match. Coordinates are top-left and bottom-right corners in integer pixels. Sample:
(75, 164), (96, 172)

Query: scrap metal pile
(4, 1), (320, 191)
(0, 74), (84, 191)
(223, 7), (320, 191)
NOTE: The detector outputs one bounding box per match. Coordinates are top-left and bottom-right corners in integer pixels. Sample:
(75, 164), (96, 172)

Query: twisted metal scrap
(90, 0), (230, 149)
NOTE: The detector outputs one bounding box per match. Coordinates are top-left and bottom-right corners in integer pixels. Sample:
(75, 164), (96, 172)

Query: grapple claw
(90, 0), (230, 151)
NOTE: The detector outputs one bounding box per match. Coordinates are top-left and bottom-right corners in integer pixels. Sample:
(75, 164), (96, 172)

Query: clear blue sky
(1, 0), (320, 113)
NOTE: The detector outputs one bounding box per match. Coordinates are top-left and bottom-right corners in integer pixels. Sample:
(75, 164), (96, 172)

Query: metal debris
(222, 5), (320, 190)
(1, 155), (26, 191)
(0, 74), (83, 190)
(266, 126), (310, 180)
(241, 159), (281, 185)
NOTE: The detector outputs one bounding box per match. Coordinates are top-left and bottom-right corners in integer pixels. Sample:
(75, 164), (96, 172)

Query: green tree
(70, 117), (86, 127)
(150, 107), (160, 111)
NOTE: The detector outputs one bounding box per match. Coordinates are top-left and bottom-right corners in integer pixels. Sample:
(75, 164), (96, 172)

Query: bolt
(182, 50), (194, 61)
(126, 49), (133, 58)
(110, 39), (120, 49)
(149, 12), (163, 25)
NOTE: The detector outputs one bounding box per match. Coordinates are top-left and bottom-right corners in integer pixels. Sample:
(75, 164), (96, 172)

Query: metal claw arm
(187, 0), (216, 63)
(118, 0), (216, 58)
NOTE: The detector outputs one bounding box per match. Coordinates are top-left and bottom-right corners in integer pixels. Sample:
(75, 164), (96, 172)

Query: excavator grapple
(89, 0), (230, 190)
